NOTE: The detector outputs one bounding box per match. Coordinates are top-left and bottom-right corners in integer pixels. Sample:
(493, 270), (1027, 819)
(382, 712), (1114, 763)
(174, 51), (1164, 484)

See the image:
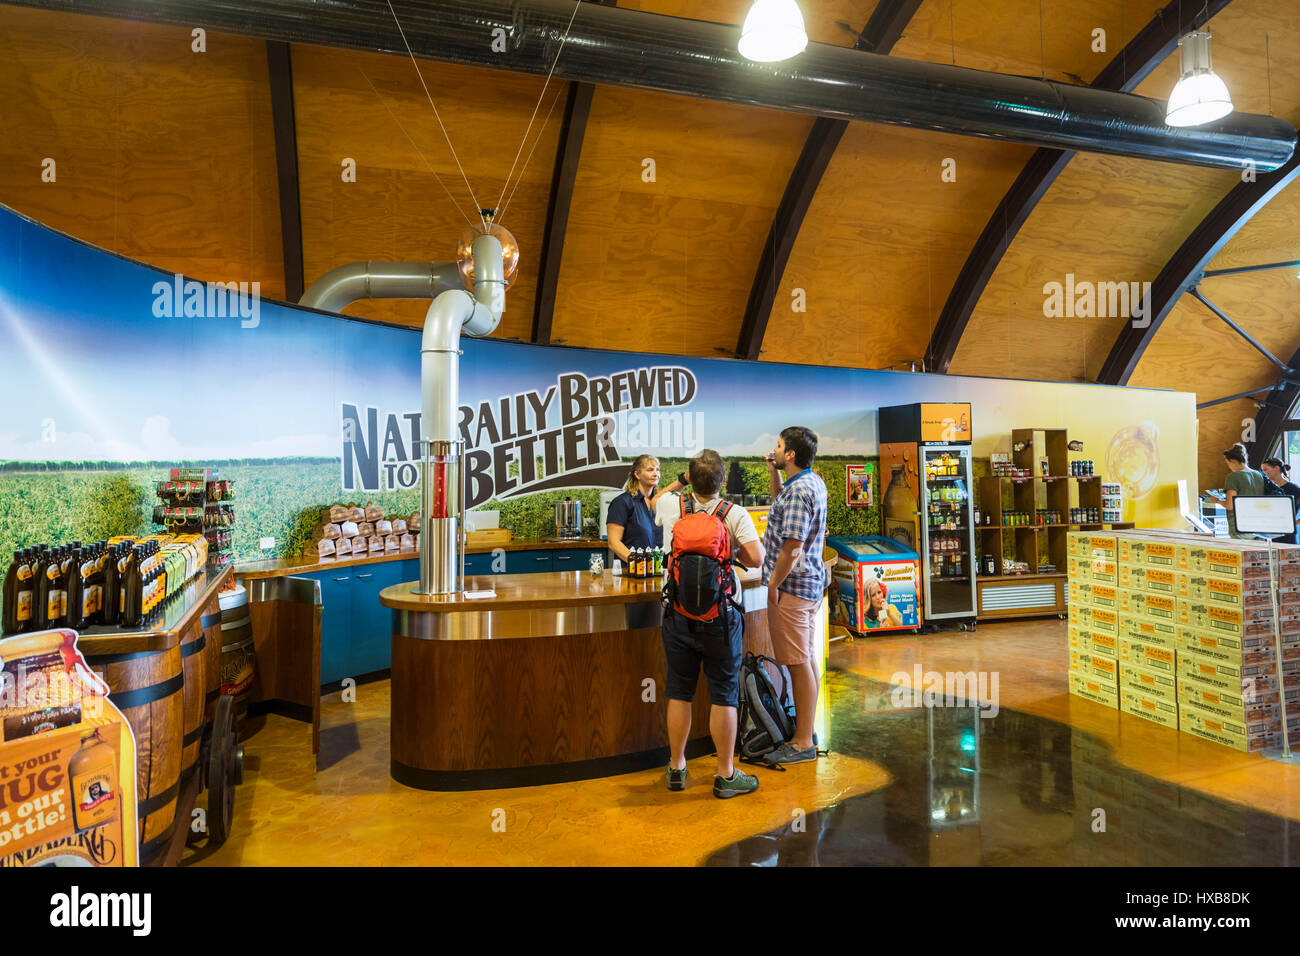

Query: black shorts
(661, 607), (743, 707)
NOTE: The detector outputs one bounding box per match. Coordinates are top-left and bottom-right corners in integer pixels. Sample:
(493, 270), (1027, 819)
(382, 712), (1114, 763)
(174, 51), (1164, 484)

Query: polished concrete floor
(186, 618), (1300, 866)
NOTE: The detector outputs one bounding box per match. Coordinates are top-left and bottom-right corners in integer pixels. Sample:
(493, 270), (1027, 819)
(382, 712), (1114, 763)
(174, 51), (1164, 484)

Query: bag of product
(317, 538), (336, 557)
(351, 536), (368, 554)
(392, 518), (408, 535)
(329, 504), (349, 523)
(349, 506), (365, 523)
(384, 534), (400, 551)
(368, 535), (385, 553)
(323, 523), (341, 540)
(341, 521), (359, 537)
(335, 537), (352, 556)
(357, 522), (375, 538)
(376, 520), (393, 536)
(364, 503), (383, 522)
(400, 533), (415, 551)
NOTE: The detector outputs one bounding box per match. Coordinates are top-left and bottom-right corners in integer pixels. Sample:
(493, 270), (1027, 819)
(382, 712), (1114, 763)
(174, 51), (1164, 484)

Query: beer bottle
(65, 548), (88, 630)
(119, 546), (143, 629)
(2, 549), (33, 635)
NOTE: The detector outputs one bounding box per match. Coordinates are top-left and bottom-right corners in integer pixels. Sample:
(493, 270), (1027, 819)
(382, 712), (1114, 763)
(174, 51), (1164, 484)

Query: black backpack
(736, 652), (796, 761)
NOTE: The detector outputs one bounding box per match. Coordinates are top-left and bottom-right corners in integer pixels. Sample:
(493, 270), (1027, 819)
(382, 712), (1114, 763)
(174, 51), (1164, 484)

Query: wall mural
(0, 203), (1198, 591)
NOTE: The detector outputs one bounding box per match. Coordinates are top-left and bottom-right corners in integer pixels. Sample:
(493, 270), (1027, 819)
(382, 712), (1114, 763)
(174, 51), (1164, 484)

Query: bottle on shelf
(2, 549), (35, 635)
(119, 546), (143, 629)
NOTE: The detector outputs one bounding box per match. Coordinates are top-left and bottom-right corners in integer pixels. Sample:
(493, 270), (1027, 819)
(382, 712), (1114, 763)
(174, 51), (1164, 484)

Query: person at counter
(606, 454), (686, 563)
(1262, 457), (1300, 544)
(762, 426), (828, 766)
(655, 449), (765, 798)
(1223, 443), (1267, 539)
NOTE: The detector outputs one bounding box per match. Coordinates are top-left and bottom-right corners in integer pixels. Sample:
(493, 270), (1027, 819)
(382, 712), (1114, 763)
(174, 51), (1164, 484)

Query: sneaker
(713, 769), (759, 799)
(666, 765), (688, 791)
(765, 742), (818, 766)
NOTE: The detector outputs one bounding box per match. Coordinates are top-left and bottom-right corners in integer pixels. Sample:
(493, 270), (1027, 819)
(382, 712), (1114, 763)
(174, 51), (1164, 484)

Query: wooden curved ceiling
(2, 0), (1300, 482)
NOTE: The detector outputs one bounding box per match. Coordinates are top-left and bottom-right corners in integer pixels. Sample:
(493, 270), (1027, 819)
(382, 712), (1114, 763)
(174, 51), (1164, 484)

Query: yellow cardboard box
(1175, 571), (1277, 608)
(1089, 558), (1118, 587)
(1119, 613), (1177, 650)
(1069, 670), (1119, 709)
(1067, 555), (1092, 584)
(1175, 601), (1294, 638)
(1120, 591), (1176, 623)
(1119, 537), (1178, 569)
(1069, 628), (1118, 659)
(1119, 659), (1177, 701)
(1069, 581), (1118, 609)
(1177, 543), (1273, 577)
(1176, 623), (1300, 664)
(1070, 649), (1120, 683)
(1121, 685), (1179, 729)
(1119, 565), (1178, 595)
(1176, 673), (1300, 722)
(1174, 649), (1300, 694)
(1118, 637), (1176, 676)
(1177, 704), (1277, 752)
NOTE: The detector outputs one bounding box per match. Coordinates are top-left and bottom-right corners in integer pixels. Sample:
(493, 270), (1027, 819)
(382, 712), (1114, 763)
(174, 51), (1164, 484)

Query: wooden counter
(236, 537), (608, 580)
(381, 552), (835, 791)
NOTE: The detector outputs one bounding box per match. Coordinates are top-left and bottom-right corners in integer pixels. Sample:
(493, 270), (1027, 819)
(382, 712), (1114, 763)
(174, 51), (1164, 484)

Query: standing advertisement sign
(0, 629), (138, 867)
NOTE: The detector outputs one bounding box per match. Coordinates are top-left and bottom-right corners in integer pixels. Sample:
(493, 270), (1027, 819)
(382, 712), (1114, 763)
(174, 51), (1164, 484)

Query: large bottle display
(879, 403), (978, 624)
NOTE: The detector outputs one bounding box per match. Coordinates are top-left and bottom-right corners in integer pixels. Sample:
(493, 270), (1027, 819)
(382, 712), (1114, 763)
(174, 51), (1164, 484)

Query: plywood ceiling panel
(292, 47), (565, 338)
(624, 0), (879, 46)
(0, 6), (283, 296)
(549, 85), (812, 354)
(949, 0), (1300, 384)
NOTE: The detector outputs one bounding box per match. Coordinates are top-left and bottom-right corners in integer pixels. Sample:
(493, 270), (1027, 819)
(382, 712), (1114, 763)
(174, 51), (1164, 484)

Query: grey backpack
(737, 653), (796, 761)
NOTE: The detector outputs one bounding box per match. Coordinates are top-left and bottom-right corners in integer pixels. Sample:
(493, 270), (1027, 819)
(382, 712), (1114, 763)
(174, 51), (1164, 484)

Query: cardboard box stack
(1068, 530), (1300, 752)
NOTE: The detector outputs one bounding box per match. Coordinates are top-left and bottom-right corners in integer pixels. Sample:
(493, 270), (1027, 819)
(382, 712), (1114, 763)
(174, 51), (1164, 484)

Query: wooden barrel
(218, 585), (256, 720)
(83, 644), (183, 866)
(200, 594), (224, 723)
(177, 617), (206, 784)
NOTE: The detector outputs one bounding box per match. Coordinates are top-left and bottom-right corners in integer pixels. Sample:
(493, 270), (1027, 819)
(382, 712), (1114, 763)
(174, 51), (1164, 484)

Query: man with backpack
(761, 426), (829, 765)
(655, 449), (765, 797)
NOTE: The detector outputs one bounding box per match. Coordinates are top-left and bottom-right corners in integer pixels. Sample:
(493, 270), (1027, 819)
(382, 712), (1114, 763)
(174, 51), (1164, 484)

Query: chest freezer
(827, 535), (921, 633)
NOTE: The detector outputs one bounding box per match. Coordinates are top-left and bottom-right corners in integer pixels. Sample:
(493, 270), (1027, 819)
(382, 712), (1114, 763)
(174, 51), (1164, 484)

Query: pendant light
(1165, 30), (1233, 127)
(738, 0), (808, 63)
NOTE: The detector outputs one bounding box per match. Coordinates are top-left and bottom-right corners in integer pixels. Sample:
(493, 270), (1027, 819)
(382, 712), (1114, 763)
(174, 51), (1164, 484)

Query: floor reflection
(706, 669), (1300, 866)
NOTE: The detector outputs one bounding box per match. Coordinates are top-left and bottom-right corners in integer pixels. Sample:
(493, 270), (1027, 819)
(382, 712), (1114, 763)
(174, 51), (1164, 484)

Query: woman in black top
(1261, 457), (1300, 544)
(605, 454), (687, 563)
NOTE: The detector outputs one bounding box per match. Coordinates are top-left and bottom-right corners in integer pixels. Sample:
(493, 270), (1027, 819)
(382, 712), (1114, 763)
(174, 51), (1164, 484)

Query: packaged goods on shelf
(1119, 660), (1177, 701)
(400, 533), (415, 551)
(341, 521), (359, 537)
(376, 520), (393, 535)
(350, 536), (367, 554)
(335, 538), (352, 556)
(357, 522), (375, 538)
(1121, 684), (1180, 729)
(384, 535), (400, 552)
(348, 506), (365, 523)
(323, 524), (341, 540)
(364, 504), (383, 522)
(392, 518), (408, 534)
(329, 504), (349, 523)
(318, 538), (336, 557)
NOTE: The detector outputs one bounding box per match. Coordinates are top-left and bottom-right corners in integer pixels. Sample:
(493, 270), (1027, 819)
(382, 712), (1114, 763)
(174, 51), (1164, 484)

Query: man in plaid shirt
(761, 426), (828, 765)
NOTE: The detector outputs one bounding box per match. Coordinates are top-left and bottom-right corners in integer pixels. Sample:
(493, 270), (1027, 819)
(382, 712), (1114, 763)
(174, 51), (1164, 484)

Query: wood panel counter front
(380, 551), (836, 791)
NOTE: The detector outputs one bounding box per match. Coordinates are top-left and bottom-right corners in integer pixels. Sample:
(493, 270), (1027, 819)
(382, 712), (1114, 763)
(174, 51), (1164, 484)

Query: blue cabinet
(316, 571), (354, 685)
(553, 548), (607, 572)
(507, 550), (554, 574)
(350, 561), (403, 677)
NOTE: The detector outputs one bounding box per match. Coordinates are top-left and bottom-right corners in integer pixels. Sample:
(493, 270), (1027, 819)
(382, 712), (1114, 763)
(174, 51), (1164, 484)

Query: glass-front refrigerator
(920, 446), (977, 621)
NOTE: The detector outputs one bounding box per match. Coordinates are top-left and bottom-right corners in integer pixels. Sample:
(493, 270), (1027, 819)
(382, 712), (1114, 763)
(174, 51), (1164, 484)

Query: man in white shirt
(654, 449), (765, 798)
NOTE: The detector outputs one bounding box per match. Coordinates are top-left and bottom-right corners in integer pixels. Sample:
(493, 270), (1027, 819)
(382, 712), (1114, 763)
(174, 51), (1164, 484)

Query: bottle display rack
(154, 467), (235, 568)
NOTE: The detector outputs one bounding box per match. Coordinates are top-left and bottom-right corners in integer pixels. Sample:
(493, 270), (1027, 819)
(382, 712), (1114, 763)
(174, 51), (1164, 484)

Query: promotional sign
(846, 464), (874, 508)
(920, 403), (972, 445)
(0, 629), (138, 867)
(0, 201), (1200, 567)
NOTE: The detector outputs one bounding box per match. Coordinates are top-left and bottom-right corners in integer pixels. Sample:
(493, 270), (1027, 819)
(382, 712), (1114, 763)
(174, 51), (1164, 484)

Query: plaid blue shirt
(761, 468), (828, 601)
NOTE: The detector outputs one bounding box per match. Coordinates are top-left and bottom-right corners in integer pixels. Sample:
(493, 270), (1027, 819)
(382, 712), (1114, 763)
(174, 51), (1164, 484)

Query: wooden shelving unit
(974, 428), (1132, 621)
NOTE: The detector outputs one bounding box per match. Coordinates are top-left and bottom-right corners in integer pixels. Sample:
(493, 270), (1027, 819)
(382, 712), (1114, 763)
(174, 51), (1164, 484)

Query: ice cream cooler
(827, 535), (921, 634)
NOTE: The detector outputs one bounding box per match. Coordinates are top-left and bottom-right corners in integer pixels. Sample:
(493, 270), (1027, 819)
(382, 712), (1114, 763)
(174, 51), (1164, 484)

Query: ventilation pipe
(298, 262), (465, 314)
(417, 234), (505, 595)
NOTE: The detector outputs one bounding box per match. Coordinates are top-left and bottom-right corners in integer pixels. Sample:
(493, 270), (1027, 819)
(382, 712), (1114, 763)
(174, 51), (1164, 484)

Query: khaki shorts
(768, 591), (819, 666)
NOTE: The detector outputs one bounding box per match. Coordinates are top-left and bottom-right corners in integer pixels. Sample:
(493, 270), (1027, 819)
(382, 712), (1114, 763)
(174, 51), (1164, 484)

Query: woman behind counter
(1261, 457), (1300, 544)
(605, 454), (687, 564)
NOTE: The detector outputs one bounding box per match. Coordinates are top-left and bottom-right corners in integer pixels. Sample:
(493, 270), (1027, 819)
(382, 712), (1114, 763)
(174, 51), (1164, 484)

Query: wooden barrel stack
(82, 644), (184, 865)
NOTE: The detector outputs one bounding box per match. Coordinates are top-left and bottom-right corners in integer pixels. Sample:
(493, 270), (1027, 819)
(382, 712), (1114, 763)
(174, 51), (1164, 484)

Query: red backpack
(665, 496), (736, 623)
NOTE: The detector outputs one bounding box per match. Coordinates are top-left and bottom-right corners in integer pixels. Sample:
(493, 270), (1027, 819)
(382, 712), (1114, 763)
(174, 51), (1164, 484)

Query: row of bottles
(929, 532), (967, 553)
(2, 537), (203, 635)
(625, 547), (664, 579)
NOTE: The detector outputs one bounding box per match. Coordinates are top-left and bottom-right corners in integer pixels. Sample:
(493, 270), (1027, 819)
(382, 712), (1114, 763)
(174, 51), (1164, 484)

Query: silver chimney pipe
(417, 234), (505, 596)
(298, 261), (466, 313)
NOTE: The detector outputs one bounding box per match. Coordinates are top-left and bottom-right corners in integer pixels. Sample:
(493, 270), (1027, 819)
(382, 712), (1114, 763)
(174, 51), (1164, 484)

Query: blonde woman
(606, 454), (686, 563)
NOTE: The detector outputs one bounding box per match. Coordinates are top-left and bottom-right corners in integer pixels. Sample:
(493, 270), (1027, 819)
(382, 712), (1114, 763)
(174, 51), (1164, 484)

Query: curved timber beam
(925, 0), (1232, 374)
(532, 0), (613, 345)
(1249, 345), (1300, 467)
(1097, 149), (1300, 385)
(736, 0), (923, 361)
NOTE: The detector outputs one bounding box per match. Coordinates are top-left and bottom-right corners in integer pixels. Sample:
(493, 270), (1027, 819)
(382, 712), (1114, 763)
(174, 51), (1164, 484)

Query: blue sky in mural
(0, 203), (1169, 465)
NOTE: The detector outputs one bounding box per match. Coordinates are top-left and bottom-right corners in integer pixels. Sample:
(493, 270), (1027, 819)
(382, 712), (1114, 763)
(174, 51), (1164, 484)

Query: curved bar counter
(381, 552), (836, 791)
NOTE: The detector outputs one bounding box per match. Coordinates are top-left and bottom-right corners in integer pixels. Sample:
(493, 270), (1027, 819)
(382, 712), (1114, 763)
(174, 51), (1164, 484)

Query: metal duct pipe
(417, 236), (504, 596)
(17, 0), (1295, 170)
(299, 261), (465, 313)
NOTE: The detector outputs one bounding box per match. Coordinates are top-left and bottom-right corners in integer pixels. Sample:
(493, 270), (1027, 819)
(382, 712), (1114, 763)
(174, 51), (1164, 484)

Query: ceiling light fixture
(1166, 30), (1233, 127)
(739, 0), (808, 63)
